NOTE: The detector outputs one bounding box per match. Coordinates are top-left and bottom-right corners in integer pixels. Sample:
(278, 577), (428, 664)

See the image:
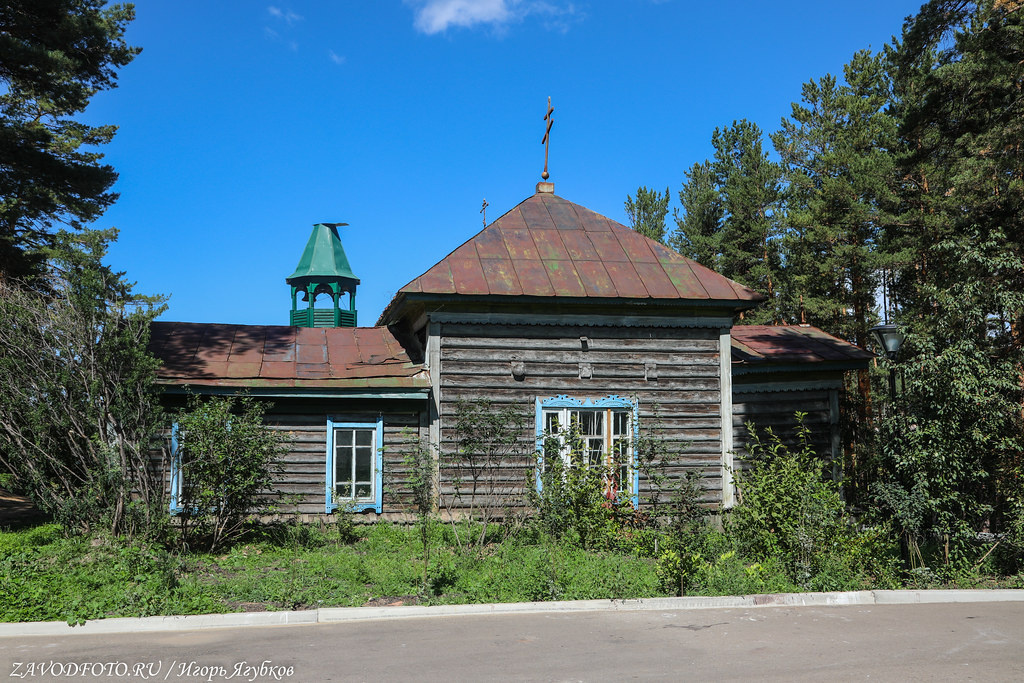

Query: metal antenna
(541, 96), (554, 180)
(480, 198), (489, 226)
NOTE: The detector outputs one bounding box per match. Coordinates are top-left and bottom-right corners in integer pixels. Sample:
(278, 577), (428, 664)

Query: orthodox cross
(480, 198), (489, 226)
(541, 96), (554, 180)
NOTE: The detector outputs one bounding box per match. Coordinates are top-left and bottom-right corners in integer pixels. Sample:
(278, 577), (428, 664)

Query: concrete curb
(2, 589), (1021, 637)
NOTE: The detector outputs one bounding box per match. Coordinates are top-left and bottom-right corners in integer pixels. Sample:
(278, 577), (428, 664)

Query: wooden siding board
(732, 389), (832, 463)
(436, 323), (726, 510)
(165, 407), (429, 515)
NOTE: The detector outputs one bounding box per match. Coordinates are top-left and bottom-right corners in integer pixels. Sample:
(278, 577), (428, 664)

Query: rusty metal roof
(379, 188), (764, 325)
(149, 321), (429, 390)
(731, 325), (873, 366)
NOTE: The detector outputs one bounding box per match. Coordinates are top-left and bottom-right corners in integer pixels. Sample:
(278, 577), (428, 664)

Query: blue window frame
(535, 395), (640, 507)
(169, 422), (184, 514)
(326, 417), (383, 513)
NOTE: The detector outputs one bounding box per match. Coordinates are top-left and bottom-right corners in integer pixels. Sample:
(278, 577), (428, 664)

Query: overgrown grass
(0, 524), (221, 624)
(2, 518), (1019, 624)
(0, 521), (668, 623)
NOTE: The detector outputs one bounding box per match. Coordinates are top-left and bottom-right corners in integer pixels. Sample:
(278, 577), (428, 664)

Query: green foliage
(530, 420), (625, 550)
(624, 185), (670, 244)
(632, 415), (707, 536)
(772, 49), (897, 347)
(875, 0), (1024, 572)
(0, 526), (219, 624)
(0, 0), (139, 279)
(670, 161), (722, 269)
(173, 394), (288, 552)
(446, 399), (528, 551)
(0, 230), (167, 538)
(729, 414), (879, 590)
(400, 433), (437, 592)
(531, 450), (615, 549)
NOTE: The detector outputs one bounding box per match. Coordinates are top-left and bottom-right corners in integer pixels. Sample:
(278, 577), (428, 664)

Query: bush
(531, 443), (621, 550)
(0, 231), (167, 538)
(728, 413), (875, 590)
(173, 394), (287, 551)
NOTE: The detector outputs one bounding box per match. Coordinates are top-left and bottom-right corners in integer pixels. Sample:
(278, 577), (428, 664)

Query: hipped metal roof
(731, 325), (873, 366)
(379, 189), (764, 325)
(149, 321), (428, 389)
(286, 223), (360, 287)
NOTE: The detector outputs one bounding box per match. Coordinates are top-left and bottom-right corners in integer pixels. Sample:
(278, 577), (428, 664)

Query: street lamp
(870, 323), (904, 361)
(870, 323), (904, 399)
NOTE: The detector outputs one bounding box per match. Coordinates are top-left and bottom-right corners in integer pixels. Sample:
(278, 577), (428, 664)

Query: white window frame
(534, 395), (639, 507)
(326, 416), (383, 513)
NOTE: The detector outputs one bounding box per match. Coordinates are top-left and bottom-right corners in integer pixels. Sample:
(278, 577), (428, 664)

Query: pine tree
(670, 161), (722, 270)
(880, 0), (1024, 565)
(772, 50), (901, 505)
(624, 185), (670, 244)
(0, 0), (139, 280)
(710, 120), (786, 324)
(773, 50), (897, 347)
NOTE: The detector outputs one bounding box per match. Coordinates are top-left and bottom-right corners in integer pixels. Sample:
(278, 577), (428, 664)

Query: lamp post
(870, 323), (905, 399)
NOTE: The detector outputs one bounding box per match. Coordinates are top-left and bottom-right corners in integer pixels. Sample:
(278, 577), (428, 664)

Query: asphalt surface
(1, 602), (1022, 682)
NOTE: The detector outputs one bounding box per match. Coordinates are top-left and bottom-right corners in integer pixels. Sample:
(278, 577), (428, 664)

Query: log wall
(159, 397), (428, 519)
(731, 386), (838, 472)
(435, 321), (728, 511)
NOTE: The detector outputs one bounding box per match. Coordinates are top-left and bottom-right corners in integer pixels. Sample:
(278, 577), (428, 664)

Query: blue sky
(87, 1), (925, 327)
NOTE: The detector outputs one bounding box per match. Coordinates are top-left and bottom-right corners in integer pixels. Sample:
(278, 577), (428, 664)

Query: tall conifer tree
(0, 0), (138, 280)
(671, 121), (786, 323)
(670, 161), (723, 270)
(624, 186), (670, 244)
(772, 51), (900, 503)
(712, 121), (786, 325)
(880, 0), (1024, 564)
(773, 50), (897, 347)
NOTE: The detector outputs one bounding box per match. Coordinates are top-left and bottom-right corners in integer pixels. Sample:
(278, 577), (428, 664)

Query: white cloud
(406, 0), (575, 35)
(328, 50), (346, 65)
(267, 5), (303, 24)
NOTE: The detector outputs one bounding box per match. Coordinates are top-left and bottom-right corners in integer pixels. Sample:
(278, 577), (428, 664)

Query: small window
(535, 395), (638, 505)
(326, 417), (383, 513)
(169, 422), (185, 514)
(167, 420), (229, 515)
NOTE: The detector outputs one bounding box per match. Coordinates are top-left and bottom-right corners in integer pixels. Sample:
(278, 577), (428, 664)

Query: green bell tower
(287, 222), (359, 328)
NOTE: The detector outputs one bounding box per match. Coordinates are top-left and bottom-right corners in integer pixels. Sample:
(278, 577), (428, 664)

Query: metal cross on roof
(541, 96), (554, 180)
(480, 198), (489, 226)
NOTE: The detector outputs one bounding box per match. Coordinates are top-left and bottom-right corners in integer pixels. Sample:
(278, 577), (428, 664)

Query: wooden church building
(150, 180), (871, 519)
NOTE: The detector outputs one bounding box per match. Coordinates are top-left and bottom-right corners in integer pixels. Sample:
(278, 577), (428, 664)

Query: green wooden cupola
(287, 222), (359, 328)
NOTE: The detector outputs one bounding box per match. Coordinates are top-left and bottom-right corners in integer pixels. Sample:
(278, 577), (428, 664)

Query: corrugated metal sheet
(731, 325), (874, 365)
(150, 321), (429, 389)
(378, 191), (764, 325)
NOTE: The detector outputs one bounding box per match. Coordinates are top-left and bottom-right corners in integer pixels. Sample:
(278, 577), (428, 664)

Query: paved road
(1, 602), (1022, 681)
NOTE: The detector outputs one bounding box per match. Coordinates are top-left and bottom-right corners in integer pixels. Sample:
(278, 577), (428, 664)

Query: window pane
(336, 444), (353, 484)
(587, 437), (604, 466)
(613, 411), (628, 436)
(355, 447), (372, 483)
(575, 411), (601, 437)
(334, 427), (377, 503)
(545, 412), (560, 434)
